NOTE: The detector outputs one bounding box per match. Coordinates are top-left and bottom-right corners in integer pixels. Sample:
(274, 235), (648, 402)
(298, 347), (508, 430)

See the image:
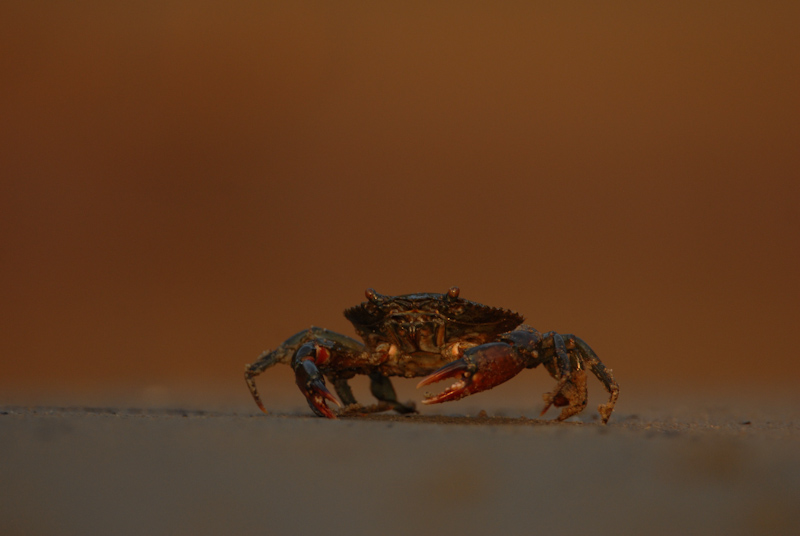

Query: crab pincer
(417, 342), (527, 404)
(293, 343), (341, 418)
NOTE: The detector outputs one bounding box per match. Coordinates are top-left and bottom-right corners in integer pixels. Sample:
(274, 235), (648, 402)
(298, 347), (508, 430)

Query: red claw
(306, 379), (341, 419)
(295, 359), (341, 419)
(417, 342), (527, 405)
(416, 359), (472, 404)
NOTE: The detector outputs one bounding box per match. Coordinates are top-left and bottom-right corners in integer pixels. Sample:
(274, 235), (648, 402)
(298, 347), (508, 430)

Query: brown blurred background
(1, 1), (798, 410)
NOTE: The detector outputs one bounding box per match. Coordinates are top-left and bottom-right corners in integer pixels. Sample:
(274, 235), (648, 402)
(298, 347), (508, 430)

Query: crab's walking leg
(539, 332), (587, 421)
(338, 374), (418, 416)
(332, 378), (358, 406)
(245, 350), (282, 414)
(563, 334), (619, 423)
(369, 373), (417, 414)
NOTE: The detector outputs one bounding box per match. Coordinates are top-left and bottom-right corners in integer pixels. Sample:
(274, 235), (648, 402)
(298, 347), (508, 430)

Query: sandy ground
(2, 391), (799, 536)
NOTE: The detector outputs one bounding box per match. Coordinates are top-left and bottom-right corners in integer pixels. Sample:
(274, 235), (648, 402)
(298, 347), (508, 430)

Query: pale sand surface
(2, 392), (799, 536)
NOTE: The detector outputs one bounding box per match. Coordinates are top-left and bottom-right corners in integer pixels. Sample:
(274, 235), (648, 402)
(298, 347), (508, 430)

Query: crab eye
(447, 286), (460, 299)
(365, 288), (381, 303)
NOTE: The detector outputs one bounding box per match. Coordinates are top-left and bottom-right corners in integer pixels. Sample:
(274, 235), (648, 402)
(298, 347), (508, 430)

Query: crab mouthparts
(416, 359), (472, 404)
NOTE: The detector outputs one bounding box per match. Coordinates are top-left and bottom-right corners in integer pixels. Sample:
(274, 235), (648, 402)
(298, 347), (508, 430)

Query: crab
(245, 287), (620, 423)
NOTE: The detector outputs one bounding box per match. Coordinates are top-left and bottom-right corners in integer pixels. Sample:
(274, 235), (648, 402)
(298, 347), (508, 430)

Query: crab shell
(343, 287), (524, 355)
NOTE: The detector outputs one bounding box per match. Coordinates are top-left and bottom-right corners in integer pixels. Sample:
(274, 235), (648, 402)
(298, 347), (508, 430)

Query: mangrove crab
(244, 287), (620, 423)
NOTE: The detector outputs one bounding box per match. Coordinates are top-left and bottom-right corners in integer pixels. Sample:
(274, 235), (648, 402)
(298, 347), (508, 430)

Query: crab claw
(295, 359), (341, 419)
(417, 342), (527, 405)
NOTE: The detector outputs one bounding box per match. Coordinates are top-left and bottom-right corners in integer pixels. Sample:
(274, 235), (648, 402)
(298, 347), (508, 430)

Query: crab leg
(418, 325), (619, 423)
(332, 378), (358, 406)
(244, 327), (364, 416)
(562, 334), (619, 423)
(245, 350), (282, 414)
(539, 332), (582, 419)
(368, 373), (417, 414)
